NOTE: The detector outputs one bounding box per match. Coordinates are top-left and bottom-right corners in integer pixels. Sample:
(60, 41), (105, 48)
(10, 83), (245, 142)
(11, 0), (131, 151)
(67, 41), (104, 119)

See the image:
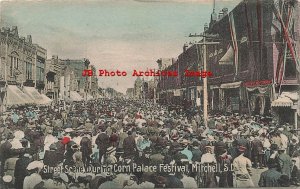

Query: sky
(0, 0), (241, 93)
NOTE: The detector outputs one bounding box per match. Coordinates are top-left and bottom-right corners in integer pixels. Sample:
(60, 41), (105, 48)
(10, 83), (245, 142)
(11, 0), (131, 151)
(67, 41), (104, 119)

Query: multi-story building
(55, 58), (97, 102)
(134, 77), (143, 99)
(34, 44), (47, 93)
(126, 88), (134, 99)
(205, 0), (299, 125)
(0, 26), (51, 109)
(0, 26), (36, 86)
(156, 0), (299, 127)
(45, 55), (62, 101)
(157, 45), (204, 107)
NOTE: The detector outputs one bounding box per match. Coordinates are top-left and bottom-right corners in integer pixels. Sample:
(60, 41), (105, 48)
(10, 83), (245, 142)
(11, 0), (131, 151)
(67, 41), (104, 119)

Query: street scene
(0, 0), (300, 188)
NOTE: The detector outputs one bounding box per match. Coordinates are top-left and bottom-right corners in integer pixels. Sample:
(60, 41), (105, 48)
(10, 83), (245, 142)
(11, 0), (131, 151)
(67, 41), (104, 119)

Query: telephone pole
(189, 32), (219, 128)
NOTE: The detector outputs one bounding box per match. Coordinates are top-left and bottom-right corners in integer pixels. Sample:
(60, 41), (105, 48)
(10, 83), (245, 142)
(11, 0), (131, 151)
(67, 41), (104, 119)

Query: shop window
(284, 58), (296, 79)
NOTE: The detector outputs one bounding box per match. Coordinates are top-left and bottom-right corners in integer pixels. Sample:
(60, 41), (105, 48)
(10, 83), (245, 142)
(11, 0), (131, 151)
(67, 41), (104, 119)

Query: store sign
(243, 80), (272, 87)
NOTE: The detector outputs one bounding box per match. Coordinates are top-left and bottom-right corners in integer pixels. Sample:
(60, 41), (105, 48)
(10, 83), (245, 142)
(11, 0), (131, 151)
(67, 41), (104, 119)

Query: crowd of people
(0, 98), (299, 189)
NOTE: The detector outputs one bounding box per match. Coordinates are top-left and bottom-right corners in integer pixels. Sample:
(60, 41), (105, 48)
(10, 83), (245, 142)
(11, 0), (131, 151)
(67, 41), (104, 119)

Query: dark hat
(49, 143), (57, 150)
(266, 158), (278, 168)
(71, 144), (80, 150)
(278, 175), (290, 187)
(270, 143), (278, 151)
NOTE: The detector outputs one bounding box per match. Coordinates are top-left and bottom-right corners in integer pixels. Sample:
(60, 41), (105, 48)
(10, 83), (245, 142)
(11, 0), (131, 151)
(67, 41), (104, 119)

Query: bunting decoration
(228, 12), (238, 76)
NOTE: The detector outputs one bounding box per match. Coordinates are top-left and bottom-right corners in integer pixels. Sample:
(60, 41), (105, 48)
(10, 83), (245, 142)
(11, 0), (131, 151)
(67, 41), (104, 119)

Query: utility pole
(189, 32), (219, 128)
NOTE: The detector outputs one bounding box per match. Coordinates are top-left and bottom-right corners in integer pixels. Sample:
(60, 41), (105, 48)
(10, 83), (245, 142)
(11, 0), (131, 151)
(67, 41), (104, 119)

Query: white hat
(14, 130), (24, 139)
(3, 175), (12, 183)
(232, 129), (238, 135)
(65, 128), (74, 133)
(106, 146), (116, 154)
(27, 161), (44, 170)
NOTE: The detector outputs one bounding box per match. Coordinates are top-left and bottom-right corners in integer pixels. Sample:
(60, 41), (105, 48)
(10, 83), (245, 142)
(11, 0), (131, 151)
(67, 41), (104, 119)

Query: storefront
(220, 81), (241, 113)
(271, 92), (299, 129)
(209, 85), (220, 112)
(243, 80), (273, 116)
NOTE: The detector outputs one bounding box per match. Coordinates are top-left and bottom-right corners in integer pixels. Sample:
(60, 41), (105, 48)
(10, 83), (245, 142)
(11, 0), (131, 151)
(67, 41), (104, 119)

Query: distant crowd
(0, 99), (299, 188)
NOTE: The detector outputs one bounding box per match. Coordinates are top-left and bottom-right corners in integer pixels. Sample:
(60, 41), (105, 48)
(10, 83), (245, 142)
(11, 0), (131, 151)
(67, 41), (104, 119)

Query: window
(26, 62), (32, 80)
(284, 58), (296, 79)
(10, 57), (13, 76)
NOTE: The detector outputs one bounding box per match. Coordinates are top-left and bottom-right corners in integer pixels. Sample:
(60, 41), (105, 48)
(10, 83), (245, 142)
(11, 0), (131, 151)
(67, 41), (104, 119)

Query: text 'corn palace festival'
(0, 0), (299, 188)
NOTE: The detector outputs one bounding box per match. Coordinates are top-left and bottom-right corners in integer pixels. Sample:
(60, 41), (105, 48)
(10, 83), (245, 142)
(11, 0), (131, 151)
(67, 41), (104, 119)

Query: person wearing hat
(251, 133), (264, 169)
(43, 173), (68, 189)
(191, 141), (202, 162)
(43, 129), (57, 151)
(105, 146), (118, 164)
(277, 147), (293, 179)
(0, 134), (13, 176)
(3, 151), (20, 186)
(14, 151), (32, 189)
(43, 143), (60, 169)
(2, 175), (13, 189)
(123, 131), (137, 159)
(258, 158), (282, 187)
(80, 132), (93, 168)
(95, 127), (110, 164)
(72, 144), (84, 168)
(201, 146), (216, 164)
(63, 140), (77, 167)
(85, 118), (94, 132)
(232, 145), (254, 187)
(23, 161), (43, 189)
(180, 139), (193, 161)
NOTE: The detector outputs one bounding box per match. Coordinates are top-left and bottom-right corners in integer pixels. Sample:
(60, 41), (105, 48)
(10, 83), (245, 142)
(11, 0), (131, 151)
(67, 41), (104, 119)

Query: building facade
(34, 44), (47, 93)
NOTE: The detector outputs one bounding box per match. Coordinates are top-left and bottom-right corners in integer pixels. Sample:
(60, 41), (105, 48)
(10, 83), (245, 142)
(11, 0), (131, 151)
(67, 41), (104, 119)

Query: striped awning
(271, 97), (293, 107)
(219, 45), (234, 65)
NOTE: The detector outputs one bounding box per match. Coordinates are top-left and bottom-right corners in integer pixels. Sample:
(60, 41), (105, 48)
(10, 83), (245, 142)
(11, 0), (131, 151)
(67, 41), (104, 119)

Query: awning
(23, 87), (44, 105)
(69, 91), (83, 102)
(40, 94), (53, 105)
(5, 85), (34, 106)
(220, 81), (241, 89)
(281, 92), (298, 101)
(210, 85), (219, 89)
(271, 97), (293, 107)
(219, 45), (234, 65)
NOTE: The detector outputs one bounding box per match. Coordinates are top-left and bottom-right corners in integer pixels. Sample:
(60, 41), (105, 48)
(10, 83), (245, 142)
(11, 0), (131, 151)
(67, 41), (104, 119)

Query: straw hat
(3, 175), (12, 183)
(65, 128), (74, 133)
(106, 146), (116, 154)
(27, 161), (44, 170)
(14, 130), (25, 139)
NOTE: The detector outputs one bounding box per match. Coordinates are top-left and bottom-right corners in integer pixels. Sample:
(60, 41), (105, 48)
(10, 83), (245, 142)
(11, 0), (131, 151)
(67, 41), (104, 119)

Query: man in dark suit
(14, 152), (32, 189)
(95, 128), (109, 164)
(123, 131), (137, 158)
(258, 159), (282, 187)
(251, 135), (264, 168)
(80, 133), (92, 168)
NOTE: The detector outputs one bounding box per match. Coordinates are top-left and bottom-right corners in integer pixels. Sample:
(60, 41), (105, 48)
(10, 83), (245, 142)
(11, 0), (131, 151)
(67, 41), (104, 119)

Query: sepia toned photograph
(0, 0), (299, 188)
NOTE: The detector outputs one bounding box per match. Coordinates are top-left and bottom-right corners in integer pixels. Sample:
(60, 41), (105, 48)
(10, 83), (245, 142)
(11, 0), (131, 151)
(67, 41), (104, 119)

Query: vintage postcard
(0, 0), (299, 188)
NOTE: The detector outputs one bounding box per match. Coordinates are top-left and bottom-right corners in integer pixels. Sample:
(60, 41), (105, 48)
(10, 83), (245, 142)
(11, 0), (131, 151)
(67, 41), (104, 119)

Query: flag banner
(228, 11), (239, 75)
